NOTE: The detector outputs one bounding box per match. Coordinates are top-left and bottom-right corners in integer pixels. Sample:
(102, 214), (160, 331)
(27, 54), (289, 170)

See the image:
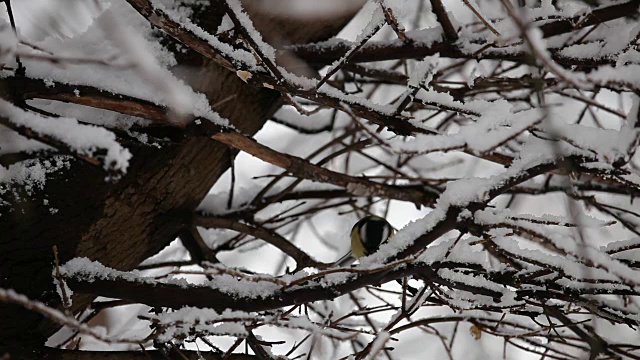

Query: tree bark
(0, 0), (360, 349)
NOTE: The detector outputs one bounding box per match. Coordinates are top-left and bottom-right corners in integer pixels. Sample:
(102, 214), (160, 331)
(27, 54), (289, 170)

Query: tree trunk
(0, 0), (360, 350)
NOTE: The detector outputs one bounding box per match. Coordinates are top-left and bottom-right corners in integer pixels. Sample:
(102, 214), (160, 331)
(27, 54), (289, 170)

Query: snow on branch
(0, 99), (131, 173)
(0, 287), (145, 345)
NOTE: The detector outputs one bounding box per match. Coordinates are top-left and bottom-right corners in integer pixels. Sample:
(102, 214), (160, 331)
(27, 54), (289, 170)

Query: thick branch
(429, 0), (458, 42)
(193, 216), (329, 269)
(64, 262), (497, 312)
(9, 347), (255, 360)
(1, 77), (177, 125)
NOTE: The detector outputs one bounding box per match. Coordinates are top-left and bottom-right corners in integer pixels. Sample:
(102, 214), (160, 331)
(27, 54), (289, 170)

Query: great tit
(337, 215), (395, 266)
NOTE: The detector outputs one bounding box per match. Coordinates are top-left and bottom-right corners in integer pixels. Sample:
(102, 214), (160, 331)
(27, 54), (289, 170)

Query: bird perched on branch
(337, 215), (395, 266)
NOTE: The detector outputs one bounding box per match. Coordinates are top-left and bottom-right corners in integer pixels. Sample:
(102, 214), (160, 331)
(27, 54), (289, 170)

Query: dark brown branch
(63, 255), (640, 318)
(221, 1), (285, 81)
(0, 148), (56, 167)
(538, 1), (639, 39)
(379, 1), (412, 43)
(429, 0), (458, 42)
(290, 1), (639, 65)
(292, 39), (617, 66)
(393, 157), (577, 260)
(1, 77), (176, 125)
(0, 114), (104, 170)
(124, 0), (428, 136)
(192, 216), (329, 269)
(63, 262), (494, 312)
(179, 226), (219, 263)
(125, 0), (232, 69)
(211, 131), (439, 206)
(9, 347), (256, 360)
(315, 9), (384, 90)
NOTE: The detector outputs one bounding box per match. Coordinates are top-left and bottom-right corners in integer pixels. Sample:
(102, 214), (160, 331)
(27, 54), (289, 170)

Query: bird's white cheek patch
(360, 223), (368, 246)
(381, 226), (390, 242)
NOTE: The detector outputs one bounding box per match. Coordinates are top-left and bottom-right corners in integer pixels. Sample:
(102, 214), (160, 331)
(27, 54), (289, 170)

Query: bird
(336, 215), (395, 266)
